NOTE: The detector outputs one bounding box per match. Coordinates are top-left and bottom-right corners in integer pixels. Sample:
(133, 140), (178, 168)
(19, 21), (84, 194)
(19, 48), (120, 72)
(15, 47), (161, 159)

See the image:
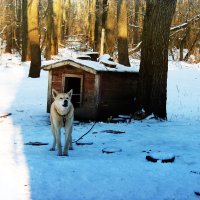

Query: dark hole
(64, 77), (81, 108)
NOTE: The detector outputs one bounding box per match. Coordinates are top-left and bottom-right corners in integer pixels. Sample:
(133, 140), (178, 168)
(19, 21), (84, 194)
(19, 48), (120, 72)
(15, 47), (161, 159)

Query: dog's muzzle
(63, 100), (68, 107)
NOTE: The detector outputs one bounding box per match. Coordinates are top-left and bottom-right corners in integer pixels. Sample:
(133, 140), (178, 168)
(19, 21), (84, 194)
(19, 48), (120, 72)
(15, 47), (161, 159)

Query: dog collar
(63, 116), (66, 127)
(54, 105), (71, 127)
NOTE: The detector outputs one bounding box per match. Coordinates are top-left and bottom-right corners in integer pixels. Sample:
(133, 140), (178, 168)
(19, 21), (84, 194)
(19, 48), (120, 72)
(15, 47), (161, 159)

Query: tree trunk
(87, 0), (96, 49)
(135, 0), (177, 119)
(94, 0), (103, 52)
(22, 0), (31, 61)
(5, 0), (14, 53)
(55, 0), (62, 47)
(15, 0), (22, 51)
(133, 0), (139, 46)
(45, 0), (53, 60)
(51, 0), (59, 55)
(100, 0), (108, 55)
(117, 0), (130, 66)
(28, 0), (41, 78)
(65, 0), (72, 36)
(105, 0), (116, 56)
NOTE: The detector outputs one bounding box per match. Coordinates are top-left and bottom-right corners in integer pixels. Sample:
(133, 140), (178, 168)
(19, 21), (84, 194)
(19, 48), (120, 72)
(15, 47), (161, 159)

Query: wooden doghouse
(42, 59), (139, 121)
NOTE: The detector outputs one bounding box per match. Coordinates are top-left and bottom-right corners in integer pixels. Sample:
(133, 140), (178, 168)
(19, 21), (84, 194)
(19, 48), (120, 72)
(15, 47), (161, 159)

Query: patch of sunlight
(0, 65), (25, 114)
(0, 118), (31, 200)
(0, 59), (31, 199)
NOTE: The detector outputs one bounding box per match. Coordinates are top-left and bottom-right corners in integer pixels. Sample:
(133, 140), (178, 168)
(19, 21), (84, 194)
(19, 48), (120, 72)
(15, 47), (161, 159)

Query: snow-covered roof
(42, 58), (139, 74)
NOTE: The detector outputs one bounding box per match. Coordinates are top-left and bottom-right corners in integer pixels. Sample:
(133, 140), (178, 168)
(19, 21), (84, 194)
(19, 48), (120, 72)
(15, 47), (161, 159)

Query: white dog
(50, 89), (74, 156)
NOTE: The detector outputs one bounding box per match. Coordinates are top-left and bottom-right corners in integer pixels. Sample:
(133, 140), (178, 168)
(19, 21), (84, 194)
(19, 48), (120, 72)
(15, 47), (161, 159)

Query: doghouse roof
(42, 58), (139, 74)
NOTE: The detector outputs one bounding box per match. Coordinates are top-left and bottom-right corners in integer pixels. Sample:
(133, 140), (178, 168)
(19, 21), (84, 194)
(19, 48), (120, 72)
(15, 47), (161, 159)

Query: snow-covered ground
(0, 53), (200, 200)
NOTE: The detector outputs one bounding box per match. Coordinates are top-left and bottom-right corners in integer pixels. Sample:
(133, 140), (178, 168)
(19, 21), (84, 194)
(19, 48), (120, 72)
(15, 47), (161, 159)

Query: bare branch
(170, 13), (200, 32)
(0, 25), (7, 35)
(128, 41), (142, 54)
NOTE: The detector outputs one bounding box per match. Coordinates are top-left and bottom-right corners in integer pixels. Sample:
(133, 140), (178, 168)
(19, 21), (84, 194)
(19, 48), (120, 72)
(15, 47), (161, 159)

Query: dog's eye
(60, 97), (63, 100)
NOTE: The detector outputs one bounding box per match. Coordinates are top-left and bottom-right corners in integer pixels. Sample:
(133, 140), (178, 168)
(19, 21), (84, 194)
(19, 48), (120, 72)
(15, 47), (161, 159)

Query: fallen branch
(0, 113), (12, 118)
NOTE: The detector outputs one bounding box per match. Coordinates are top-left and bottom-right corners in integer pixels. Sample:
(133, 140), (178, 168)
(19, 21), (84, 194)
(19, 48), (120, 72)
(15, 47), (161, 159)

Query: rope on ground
(72, 121), (96, 144)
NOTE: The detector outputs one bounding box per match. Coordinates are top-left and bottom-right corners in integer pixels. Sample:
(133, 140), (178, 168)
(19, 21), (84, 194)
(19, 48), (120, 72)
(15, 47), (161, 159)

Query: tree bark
(45, 0), (53, 59)
(5, 0), (14, 53)
(94, 0), (103, 52)
(133, 0), (139, 46)
(22, 0), (31, 61)
(15, 0), (22, 51)
(105, 0), (116, 56)
(100, 0), (108, 55)
(28, 0), (41, 78)
(135, 0), (177, 119)
(117, 0), (130, 66)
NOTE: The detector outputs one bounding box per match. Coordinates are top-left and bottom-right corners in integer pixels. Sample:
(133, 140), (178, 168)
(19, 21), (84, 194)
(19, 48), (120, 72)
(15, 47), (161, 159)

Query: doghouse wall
(48, 65), (99, 120)
(98, 72), (139, 119)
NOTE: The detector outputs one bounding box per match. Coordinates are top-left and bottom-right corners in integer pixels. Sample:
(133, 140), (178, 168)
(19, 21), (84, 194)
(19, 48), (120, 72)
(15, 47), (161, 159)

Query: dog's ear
(67, 89), (73, 99)
(52, 89), (58, 99)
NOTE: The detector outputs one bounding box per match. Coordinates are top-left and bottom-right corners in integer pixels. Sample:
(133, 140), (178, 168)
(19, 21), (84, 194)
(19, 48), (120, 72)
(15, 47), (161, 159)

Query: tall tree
(100, 0), (117, 56)
(65, 0), (72, 36)
(100, 0), (107, 54)
(28, 0), (41, 78)
(55, 0), (63, 47)
(133, 0), (139, 46)
(135, 0), (177, 119)
(5, 0), (14, 53)
(94, 0), (102, 52)
(45, 0), (53, 59)
(105, 0), (116, 56)
(88, 0), (96, 49)
(22, 0), (31, 61)
(117, 0), (130, 66)
(15, 0), (22, 51)
(46, 0), (61, 59)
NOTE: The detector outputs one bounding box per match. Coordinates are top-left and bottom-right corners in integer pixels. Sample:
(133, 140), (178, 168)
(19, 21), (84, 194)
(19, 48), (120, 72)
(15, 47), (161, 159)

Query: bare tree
(94, 0), (103, 52)
(117, 0), (130, 66)
(22, 0), (30, 61)
(28, 0), (41, 78)
(5, 0), (14, 53)
(135, 0), (177, 120)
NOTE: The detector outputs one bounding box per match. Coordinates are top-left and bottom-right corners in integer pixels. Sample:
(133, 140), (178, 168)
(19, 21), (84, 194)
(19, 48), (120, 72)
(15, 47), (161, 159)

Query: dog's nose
(63, 100), (68, 107)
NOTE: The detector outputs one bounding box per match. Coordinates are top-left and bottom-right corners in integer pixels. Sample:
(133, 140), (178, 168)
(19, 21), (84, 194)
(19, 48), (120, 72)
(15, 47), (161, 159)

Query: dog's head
(52, 89), (73, 113)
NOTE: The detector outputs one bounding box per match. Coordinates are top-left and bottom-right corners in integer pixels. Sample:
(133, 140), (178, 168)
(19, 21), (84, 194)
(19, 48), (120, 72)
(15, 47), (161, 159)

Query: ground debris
(102, 130), (125, 134)
(24, 142), (49, 146)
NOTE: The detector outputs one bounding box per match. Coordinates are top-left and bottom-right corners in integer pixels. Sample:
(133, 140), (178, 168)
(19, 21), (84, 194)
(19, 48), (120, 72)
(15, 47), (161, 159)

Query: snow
(0, 53), (200, 200)
(42, 52), (139, 73)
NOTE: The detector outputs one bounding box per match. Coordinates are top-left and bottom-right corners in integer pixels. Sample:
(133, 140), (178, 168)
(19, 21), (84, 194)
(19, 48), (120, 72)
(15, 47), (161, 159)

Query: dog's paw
(69, 147), (73, 150)
(62, 152), (69, 156)
(49, 148), (55, 151)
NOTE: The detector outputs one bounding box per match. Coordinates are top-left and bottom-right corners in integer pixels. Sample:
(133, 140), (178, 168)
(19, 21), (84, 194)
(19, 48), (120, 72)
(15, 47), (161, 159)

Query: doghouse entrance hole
(64, 76), (82, 108)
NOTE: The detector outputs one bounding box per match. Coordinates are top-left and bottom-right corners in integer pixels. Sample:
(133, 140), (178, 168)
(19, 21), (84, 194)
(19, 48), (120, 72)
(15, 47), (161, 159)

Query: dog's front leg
(63, 126), (73, 156)
(55, 129), (62, 156)
(63, 127), (71, 156)
(69, 125), (73, 150)
(50, 123), (56, 151)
